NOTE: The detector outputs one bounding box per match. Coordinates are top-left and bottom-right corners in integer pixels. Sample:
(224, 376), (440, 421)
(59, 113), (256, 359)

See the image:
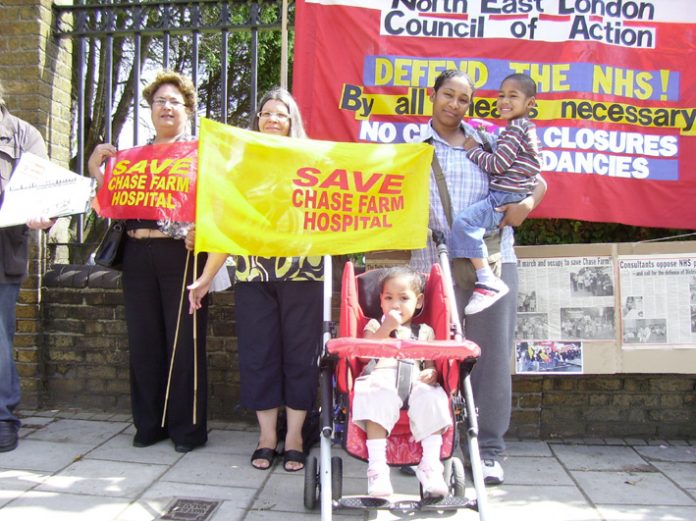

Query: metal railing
(51, 0), (288, 260)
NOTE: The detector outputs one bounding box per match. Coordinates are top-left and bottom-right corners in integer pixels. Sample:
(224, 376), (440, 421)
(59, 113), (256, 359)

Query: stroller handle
(431, 229), (447, 248)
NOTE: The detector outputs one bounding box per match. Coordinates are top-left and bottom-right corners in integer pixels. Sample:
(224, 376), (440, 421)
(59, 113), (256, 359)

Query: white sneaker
(367, 465), (393, 497)
(464, 278), (509, 315)
(415, 462), (448, 499)
(482, 459), (504, 485)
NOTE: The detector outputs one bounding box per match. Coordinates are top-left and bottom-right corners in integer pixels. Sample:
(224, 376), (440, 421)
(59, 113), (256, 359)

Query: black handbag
(94, 220), (126, 270)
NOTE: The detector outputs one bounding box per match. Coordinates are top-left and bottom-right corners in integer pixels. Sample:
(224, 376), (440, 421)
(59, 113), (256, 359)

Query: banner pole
(161, 250), (192, 428)
(192, 253), (199, 424)
(280, 0), (288, 89)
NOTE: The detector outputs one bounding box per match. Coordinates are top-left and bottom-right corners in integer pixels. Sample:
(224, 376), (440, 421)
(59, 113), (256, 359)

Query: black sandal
(250, 447), (277, 470)
(283, 449), (306, 472)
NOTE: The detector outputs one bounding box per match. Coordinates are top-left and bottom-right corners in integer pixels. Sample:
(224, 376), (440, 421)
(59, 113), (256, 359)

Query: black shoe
(0, 421), (19, 452)
(132, 433), (168, 448)
(399, 465), (416, 476)
(174, 443), (194, 453)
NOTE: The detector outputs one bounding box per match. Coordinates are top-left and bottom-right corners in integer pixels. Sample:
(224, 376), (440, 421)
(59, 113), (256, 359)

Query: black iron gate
(51, 0), (289, 256)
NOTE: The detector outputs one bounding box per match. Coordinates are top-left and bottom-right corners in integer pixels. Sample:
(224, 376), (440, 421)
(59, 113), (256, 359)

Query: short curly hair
(142, 70), (196, 115)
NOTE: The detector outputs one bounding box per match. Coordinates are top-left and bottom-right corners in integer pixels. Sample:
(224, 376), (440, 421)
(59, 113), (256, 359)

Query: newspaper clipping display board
(515, 246), (696, 375)
(0, 152), (95, 228)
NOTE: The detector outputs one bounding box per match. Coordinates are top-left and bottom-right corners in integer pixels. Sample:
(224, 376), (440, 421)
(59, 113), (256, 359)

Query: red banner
(293, 1), (696, 229)
(96, 141), (197, 221)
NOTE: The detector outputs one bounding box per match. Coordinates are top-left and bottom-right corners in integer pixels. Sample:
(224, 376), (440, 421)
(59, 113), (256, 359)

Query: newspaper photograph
(516, 256), (616, 342)
(0, 152), (96, 228)
(515, 340), (583, 374)
(619, 254), (696, 346)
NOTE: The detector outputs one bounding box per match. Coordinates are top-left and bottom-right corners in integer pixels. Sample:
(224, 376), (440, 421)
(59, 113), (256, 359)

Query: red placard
(96, 141), (197, 222)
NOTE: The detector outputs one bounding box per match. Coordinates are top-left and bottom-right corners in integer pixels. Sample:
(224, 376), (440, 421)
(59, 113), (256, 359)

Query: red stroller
(304, 235), (490, 520)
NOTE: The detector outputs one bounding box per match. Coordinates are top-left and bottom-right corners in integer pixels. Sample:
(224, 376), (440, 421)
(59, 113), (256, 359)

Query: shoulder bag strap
(430, 153), (453, 228)
(424, 137), (454, 228)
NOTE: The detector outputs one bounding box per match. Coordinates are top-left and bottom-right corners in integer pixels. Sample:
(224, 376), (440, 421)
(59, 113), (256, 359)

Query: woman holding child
(410, 69), (547, 485)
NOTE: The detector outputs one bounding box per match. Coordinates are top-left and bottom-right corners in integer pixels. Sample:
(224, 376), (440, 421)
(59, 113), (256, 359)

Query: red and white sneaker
(367, 464), (393, 497)
(415, 462), (448, 499)
(464, 278), (509, 315)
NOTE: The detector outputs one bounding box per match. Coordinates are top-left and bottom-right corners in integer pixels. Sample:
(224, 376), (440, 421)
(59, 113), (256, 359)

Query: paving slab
(572, 470), (696, 506)
(633, 445), (696, 463)
(250, 471), (306, 513)
(205, 429), (261, 455)
(87, 433), (183, 465)
(504, 440), (554, 457)
(552, 444), (653, 471)
(35, 458), (168, 498)
(0, 439), (96, 472)
(18, 416), (56, 429)
(25, 418), (128, 445)
(245, 511), (363, 521)
(0, 469), (50, 508)
(500, 455), (574, 486)
(2, 414), (695, 521)
(116, 482), (255, 521)
(596, 504), (696, 521)
(648, 461), (696, 490)
(162, 450), (271, 488)
(0, 491), (129, 521)
(484, 484), (602, 521)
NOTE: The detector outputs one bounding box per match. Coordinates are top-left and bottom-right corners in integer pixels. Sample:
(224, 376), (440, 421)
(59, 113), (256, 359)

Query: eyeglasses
(257, 111), (290, 122)
(153, 97), (185, 108)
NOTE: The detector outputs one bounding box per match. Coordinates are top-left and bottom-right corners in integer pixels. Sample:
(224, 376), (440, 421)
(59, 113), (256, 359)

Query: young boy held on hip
(450, 73), (541, 315)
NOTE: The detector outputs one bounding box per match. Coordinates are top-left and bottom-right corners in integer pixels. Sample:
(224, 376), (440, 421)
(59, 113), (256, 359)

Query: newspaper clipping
(619, 254), (696, 346)
(0, 152), (95, 227)
(516, 256), (615, 342)
(515, 255), (616, 373)
(515, 340), (583, 374)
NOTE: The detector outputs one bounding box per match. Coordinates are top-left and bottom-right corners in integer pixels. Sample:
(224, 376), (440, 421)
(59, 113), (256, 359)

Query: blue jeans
(450, 189), (526, 259)
(0, 283), (21, 426)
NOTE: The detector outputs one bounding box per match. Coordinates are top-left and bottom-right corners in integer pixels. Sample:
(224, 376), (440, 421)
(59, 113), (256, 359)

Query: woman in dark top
(88, 71), (208, 453)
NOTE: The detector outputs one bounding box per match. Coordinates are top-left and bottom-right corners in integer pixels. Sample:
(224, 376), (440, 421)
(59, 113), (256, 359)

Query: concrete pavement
(1, 410), (695, 521)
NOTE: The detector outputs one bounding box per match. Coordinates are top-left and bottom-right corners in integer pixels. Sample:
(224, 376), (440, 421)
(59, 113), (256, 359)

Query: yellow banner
(195, 119), (432, 256)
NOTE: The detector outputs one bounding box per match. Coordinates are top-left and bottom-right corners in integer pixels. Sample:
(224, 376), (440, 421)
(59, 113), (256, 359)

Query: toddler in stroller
(319, 257), (485, 516)
(352, 266), (451, 499)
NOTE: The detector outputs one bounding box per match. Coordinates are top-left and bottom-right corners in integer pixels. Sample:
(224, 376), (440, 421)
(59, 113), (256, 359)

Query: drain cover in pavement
(160, 498), (220, 521)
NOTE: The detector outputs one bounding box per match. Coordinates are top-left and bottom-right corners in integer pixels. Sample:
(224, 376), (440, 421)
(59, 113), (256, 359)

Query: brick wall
(41, 265), (696, 438)
(510, 375), (696, 439)
(42, 265), (241, 419)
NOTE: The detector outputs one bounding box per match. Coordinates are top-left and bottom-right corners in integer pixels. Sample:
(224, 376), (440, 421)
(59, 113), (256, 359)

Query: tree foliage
(65, 1), (291, 263)
(516, 218), (694, 246)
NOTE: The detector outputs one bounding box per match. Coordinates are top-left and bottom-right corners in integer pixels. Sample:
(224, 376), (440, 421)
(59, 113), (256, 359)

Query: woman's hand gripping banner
(195, 118), (433, 256)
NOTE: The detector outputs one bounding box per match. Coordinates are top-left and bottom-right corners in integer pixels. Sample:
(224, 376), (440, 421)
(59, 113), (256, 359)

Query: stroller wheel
(303, 455), (318, 509)
(445, 457), (466, 497)
(331, 456), (343, 500)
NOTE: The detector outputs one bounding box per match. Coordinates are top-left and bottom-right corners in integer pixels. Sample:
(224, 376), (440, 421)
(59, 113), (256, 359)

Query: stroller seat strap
(395, 359), (416, 406)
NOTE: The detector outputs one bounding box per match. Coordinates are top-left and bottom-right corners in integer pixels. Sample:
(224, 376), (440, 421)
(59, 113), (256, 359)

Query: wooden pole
(161, 250), (192, 427)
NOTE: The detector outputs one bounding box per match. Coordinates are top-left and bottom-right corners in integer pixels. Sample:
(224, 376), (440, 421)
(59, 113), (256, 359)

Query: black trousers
(235, 280), (323, 411)
(122, 237), (208, 446)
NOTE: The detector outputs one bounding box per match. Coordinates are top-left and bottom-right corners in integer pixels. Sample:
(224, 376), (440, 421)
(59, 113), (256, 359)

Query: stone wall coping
(44, 264), (122, 289)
